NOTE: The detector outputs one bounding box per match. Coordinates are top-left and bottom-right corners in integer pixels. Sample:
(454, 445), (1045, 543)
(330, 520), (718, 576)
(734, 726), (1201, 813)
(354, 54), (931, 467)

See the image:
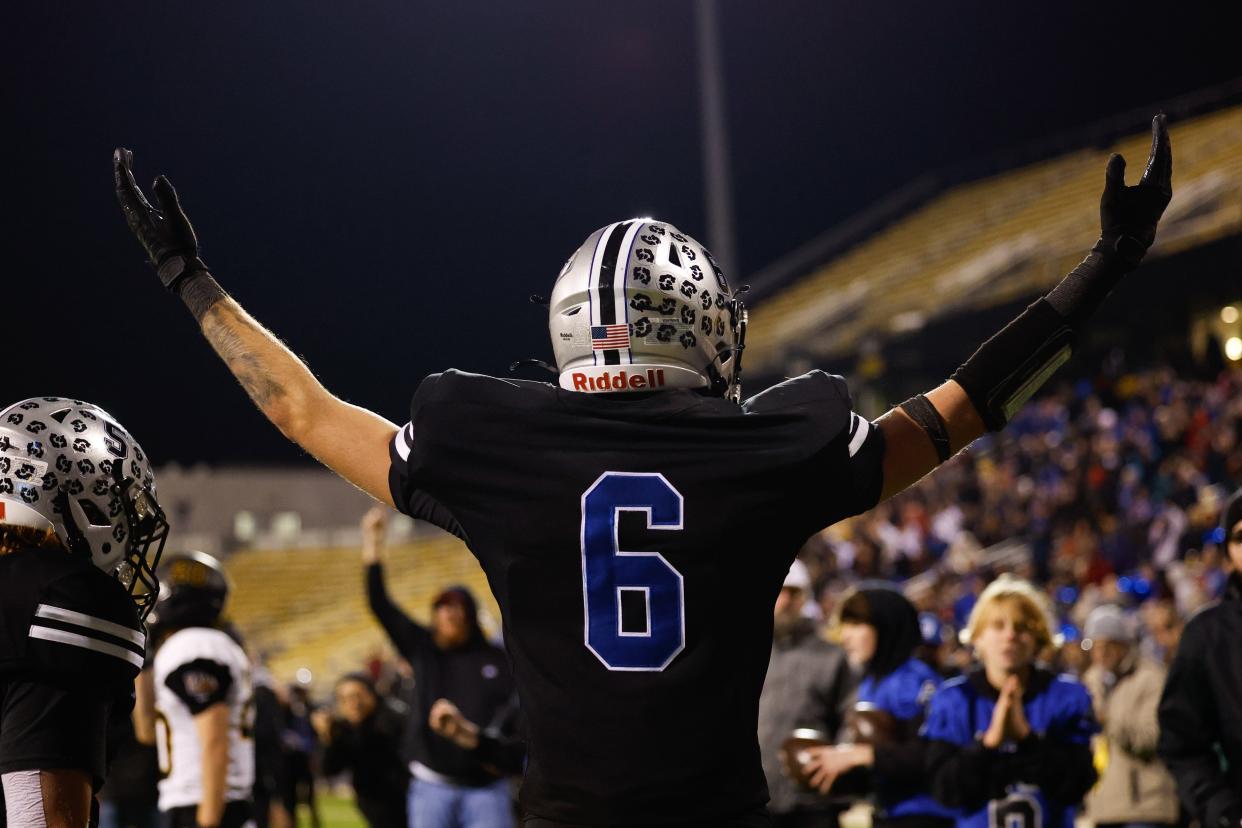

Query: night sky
(9, 1), (1238, 465)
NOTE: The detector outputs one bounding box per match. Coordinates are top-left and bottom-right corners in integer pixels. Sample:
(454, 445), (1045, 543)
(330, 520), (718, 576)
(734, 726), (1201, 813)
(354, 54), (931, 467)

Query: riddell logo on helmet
(572, 369), (666, 392)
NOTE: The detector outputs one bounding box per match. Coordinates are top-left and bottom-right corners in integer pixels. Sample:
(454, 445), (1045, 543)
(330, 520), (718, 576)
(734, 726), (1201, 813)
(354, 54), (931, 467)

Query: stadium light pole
(695, 0), (738, 280)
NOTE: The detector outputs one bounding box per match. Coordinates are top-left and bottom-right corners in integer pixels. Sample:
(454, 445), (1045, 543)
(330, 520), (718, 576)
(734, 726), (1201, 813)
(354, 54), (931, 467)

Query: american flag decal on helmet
(591, 324), (631, 350)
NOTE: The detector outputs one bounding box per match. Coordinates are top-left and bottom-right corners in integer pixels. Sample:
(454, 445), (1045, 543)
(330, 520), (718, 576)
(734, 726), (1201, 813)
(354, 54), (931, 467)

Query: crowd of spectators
(801, 362), (1242, 670)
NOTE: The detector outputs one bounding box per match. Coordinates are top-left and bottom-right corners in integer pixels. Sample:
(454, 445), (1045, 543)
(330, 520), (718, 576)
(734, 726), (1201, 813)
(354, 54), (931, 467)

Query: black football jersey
(0, 546), (145, 786)
(387, 370), (885, 824)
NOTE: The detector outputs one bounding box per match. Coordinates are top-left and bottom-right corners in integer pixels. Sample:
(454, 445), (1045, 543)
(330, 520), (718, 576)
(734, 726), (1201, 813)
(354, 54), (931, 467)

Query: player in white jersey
(140, 552), (255, 828)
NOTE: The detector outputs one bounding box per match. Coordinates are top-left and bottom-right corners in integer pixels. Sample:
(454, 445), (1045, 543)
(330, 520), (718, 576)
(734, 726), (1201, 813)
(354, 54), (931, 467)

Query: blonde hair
(964, 574), (1055, 650)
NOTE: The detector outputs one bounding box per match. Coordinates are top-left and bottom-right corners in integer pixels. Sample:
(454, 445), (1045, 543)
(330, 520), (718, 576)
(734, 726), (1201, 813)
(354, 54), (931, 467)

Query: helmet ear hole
(77, 498), (111, 527)
(563, 306), (582, 317)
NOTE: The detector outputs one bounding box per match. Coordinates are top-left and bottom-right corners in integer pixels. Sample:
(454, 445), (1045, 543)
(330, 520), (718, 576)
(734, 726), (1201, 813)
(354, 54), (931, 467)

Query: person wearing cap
(361, 507), (521, 828)
(1158, 490), (1242, 828)
(757, 559), (855, 828)
(1080, 605), (1178, 828)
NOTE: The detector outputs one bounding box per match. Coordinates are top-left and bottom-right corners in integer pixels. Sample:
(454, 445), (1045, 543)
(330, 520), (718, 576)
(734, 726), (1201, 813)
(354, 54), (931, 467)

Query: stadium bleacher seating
(747, 105), (1242, 371)
(224, 529), (498, 685)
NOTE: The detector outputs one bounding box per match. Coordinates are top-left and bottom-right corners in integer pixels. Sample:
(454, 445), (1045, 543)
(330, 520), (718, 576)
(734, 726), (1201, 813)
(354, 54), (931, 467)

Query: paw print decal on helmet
(656, 323), (676, 343)
(633, 318), (653, 337)
(679, 331), (697, 349)
(632, 267), (651, 285)
(630, 293), (654, 312)
(658, 274), (676, 291)
(689, 265), (703, 281)
(680, 307), (695, 325)
(679, 281), (698, 298)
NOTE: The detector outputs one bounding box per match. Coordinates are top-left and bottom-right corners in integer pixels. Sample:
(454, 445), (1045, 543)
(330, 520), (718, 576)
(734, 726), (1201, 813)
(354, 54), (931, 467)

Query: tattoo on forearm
(201, 304), (288, 408)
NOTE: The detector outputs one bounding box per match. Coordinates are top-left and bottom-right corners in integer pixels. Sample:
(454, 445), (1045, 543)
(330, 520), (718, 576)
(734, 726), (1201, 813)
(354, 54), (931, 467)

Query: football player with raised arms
(135, 552), (255, 828)
(0, 399), (167, 828)
(114, 114), (1171, 826)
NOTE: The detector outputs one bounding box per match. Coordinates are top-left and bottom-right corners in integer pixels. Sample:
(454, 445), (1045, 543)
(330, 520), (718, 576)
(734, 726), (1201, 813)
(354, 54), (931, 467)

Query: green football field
(295, 794), (366, 828)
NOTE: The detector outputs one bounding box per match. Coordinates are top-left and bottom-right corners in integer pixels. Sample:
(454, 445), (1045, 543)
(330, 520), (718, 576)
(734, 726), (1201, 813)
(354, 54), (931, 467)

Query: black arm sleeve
(365, 563), (433, 660)
(1158, 621), (1242, 828)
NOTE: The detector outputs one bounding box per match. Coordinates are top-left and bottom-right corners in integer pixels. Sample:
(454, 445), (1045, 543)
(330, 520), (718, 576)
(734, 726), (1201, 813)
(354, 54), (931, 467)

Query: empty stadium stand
(747, 103), (1242, 372)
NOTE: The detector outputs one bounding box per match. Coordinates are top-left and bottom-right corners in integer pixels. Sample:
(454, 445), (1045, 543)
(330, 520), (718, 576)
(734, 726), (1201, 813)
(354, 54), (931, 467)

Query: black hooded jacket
(856, 586), (923, 681)
(851, 587), (946, 815)
(1157, 570), (1242, 828)
(366, 565), (523, 784)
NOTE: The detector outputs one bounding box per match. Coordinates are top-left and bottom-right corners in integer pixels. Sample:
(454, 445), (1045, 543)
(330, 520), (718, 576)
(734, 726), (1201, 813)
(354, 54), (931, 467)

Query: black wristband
(178, 271), (228, 322)
(950, 299), (1075, 431)
(899, 394), (952, 463)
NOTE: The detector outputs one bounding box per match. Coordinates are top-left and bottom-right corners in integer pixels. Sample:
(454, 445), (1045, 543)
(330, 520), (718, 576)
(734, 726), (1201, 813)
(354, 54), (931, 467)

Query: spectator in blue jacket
(803, 586), (954, 828)
(922, 575), (1097, 828)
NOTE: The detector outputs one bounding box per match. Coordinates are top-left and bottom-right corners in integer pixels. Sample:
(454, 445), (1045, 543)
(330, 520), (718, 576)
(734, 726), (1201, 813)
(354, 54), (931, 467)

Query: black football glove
(113, 148), (207, 292)
(1096, 113), (1173, 269)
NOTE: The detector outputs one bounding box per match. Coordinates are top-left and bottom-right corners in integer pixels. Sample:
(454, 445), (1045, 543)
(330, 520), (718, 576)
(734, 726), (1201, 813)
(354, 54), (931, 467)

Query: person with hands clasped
(921, 576), (1098, 828)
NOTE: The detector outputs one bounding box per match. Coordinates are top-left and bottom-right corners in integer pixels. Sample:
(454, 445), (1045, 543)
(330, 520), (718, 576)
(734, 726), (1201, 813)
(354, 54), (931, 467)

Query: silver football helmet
(548, 219), (747, 401)
(0, 397), (167, 619)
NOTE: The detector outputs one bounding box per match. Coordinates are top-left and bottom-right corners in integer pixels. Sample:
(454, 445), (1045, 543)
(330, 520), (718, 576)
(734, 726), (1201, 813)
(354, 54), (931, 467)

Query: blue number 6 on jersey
(580, 472), (685, 671)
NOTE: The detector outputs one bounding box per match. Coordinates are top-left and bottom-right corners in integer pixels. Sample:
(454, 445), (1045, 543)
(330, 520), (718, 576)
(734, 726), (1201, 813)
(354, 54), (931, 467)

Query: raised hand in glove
(113, 147), (207, 292)
(1096, 113), (1173, 268)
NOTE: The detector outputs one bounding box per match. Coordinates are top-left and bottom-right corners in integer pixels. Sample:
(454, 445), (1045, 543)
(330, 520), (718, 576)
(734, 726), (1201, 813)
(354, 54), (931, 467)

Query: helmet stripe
(616, 221), (645, 366)
(594, 221), (634, 366)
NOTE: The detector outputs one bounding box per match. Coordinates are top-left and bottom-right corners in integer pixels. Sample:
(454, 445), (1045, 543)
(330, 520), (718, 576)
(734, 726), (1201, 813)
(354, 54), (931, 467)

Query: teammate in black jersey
(115, 114), (1172, 826)
(0, 398), (168, 828)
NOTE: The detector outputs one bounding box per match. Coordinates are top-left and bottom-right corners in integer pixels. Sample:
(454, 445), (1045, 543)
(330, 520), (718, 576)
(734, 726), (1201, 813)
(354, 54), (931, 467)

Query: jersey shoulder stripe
(33, 603), (145, 648)
(28, 625), (144, 668)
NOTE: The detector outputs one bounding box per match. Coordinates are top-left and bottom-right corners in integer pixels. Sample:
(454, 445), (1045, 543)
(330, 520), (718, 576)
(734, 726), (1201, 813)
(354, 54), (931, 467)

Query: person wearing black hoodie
(1158, 490), (1242, 828)
(361, 507), (522, 828)
(314, 673), (409, 828)
(802, 586), (953, 828)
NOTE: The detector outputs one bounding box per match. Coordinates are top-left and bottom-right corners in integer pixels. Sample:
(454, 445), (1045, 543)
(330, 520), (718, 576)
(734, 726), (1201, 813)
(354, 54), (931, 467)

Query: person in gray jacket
(758, 560), (856, 828)
(1081, 605), (1178, 828)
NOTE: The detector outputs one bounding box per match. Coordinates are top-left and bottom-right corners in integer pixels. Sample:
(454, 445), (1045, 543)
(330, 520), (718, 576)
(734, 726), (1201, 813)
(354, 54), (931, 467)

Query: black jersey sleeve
(0, 551), (145, 692)
(0, 677), (114, 781)
(387, 375), (469, 538)
(745, 370), (886, 522)
(164, 658), (234, 715)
